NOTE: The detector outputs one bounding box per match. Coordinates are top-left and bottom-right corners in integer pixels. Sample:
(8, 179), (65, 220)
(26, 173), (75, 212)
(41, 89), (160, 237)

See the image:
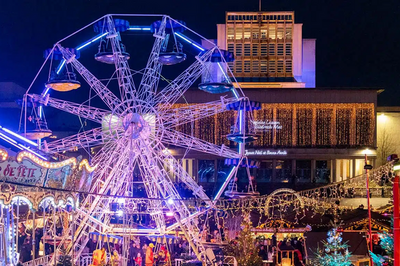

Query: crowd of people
(256, 234), (306, 266)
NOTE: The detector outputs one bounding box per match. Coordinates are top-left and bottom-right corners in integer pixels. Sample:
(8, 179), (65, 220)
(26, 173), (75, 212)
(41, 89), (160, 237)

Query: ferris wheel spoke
(104, 16), (138, 106)
(149, 137), (213, 204)
(137, 16), (168, 104)
(43, 127), (119, 153)
(157, 129), (240, 158)
(29, 94), (110, 124)
(57, 44), (125, 113)
(161, 96), (241, 129)
(153, 47), (216, 113)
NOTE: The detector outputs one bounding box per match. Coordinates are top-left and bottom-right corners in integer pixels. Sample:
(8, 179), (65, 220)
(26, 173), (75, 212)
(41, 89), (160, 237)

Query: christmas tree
(224, 221), (263, 266)
(314, 228), (352, 266)
(369, 220), (393, 266)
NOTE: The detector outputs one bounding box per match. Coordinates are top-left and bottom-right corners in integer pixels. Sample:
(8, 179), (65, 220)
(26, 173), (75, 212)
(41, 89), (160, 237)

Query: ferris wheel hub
(122, 113), (150, 139)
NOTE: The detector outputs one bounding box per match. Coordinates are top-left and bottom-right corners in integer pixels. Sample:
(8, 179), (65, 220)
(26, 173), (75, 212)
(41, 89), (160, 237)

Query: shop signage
(253, 120), (282, 130)
(0, 159), (45, 185)
(245, 149), (288, 156)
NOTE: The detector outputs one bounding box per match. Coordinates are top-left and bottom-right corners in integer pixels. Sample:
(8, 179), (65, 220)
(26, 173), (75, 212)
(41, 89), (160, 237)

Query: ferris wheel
(20, 14), (259, 263)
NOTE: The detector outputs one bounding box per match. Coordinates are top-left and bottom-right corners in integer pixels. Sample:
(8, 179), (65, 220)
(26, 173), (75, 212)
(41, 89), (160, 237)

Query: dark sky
(0, 0), (399, 105)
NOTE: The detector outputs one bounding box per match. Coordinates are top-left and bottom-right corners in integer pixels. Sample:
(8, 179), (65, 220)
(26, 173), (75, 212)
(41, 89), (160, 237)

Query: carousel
(0, 148), (95, 265)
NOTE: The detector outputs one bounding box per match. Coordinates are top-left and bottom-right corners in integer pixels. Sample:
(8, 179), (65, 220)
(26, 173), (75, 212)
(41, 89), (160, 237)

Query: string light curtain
(172, 103), (374, 148)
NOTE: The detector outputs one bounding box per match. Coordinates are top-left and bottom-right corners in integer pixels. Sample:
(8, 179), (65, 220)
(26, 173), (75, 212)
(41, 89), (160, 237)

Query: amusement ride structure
(15, 14), (260, 264)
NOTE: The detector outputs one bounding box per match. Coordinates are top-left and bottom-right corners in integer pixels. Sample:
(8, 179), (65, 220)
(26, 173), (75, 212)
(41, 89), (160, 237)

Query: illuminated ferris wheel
(20, 14), (260, 262)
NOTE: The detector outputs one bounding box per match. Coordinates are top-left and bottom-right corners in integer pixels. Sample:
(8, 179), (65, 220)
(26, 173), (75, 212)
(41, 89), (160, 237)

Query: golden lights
(16, 151), (96, 173)
(0, 149), (8, 161)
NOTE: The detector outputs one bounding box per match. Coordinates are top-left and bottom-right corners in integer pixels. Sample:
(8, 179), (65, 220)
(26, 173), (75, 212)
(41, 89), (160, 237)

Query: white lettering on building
(253, 120), (283, 130)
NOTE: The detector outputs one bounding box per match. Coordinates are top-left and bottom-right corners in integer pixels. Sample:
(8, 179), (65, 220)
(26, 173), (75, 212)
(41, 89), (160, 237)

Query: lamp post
(392, 162), (400, 266)
(364, 154), (373, 265)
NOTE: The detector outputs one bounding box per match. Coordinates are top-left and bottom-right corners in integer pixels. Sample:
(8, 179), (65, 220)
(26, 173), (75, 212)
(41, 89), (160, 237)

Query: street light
(392, 158), (400, 266)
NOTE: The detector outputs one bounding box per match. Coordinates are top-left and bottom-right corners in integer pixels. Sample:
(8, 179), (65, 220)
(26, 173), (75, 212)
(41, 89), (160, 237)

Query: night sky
(0, 0), (399, 105)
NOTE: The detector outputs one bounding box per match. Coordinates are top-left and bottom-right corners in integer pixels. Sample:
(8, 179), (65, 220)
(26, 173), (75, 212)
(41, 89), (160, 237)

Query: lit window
(235, 27), (243, 40)
(244, 28), (251, 39)
(285, 26), (292, 39)
(260, 60), (267, 73)
(261, 27), (268, 39)
(252, 28), (259, 39)
(277, 27), (284, 39)
(269, 26), (276, 39)
(228, 43), (234, 53)
(269, 60), (276, 73)
(227, 27), (234, 40)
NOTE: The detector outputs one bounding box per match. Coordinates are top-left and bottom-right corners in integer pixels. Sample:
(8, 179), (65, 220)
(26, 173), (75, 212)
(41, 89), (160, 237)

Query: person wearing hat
(145, 243), (154, 266)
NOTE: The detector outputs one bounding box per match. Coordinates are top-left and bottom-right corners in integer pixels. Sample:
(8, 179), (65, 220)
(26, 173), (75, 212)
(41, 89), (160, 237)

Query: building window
(235, 44), (242, 56)
(235, 27), (243, 40)
(252, 60), (259, 73)
(244, 60), (251, 73)
(235, 60), (242, 73)
(252, 44), (259, 56)
(269, 25), (276, 39)
(277, 60), (284, 73)
(252, 28), (259, 39)
(285, 26), (292, 39)
(277, 27), (284, 39)
(261, 27), (268, 39)
(227, 43), (234, 54)
(260, 60), (267, 73)
(269, 43), (275, 56)
(227, 27), (234, 40)
(285, 43), (292, 55)
(244, 44), (251, 56)
(277, 44), (284, 55)
(244, 28), (251, 39)
(285, 60), (292, 73)
(261, 43), (268, 56)
(269, 60), (276, 73)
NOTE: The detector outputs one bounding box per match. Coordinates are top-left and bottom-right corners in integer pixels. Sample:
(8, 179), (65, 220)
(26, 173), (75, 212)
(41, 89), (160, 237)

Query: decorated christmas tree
(314, 228), (352, 266)
(369, 220), (393, 266)
(224, 221), (263, 266)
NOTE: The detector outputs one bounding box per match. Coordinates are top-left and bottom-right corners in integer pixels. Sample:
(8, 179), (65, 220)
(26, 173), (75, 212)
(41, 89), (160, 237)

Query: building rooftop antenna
(259, 0), (262, 12)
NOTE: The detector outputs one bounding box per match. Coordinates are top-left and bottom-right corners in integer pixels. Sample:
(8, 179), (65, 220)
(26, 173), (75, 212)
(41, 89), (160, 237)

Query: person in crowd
(258, 245), (269, 261)
(20, 234), (32, 262)
(145, 243), (154, 266)
(128, 241), (137, 266)
(135, 252), (143, 266)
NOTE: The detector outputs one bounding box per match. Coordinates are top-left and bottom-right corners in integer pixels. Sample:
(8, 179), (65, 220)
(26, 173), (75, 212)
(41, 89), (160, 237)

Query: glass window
(277, 60), (284, 73)
(285, 60), (292, 73)
(277, 44), (284, 55)
(268, 25), (276, 39)
(235, 44), (242, 56)
(268, 43), (275, 56)
(235, 60), (242, 73)
(285, 43), (292, 55)
(252, 28), (259, 39)
(261, 27), (268, 39)
(260, 60), (267, 73)
(235, 27), (243, 40)
(276, 160), (292, 181)
(252, 60), (259, 73)
(269, 60), (276, 73)
(244, 28), (251, 39)
(244, 60), (251, 73)
(227, 43), (234, 53)
(285, 26), (292, 39)
(277, 27), (284, 39)
(244, 44), (251, 56)
(227, 27), (234, 40)
(261, 43), (268, 56)
(252, 44), (259, 56)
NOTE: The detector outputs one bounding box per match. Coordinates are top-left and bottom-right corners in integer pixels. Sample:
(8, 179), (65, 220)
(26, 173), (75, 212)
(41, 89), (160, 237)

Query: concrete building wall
(377, 109), (400, 165)
(292, 23), (303, 81)
(302, 39), (316, 88)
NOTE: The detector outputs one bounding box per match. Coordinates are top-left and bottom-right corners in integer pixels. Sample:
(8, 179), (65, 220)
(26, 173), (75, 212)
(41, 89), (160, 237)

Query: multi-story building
(216, 11), (316, 88)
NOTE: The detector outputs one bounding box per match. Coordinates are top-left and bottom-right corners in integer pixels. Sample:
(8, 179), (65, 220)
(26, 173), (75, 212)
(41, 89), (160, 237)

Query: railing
(22, 255), (51, 266)
(174, 256), (237, 266)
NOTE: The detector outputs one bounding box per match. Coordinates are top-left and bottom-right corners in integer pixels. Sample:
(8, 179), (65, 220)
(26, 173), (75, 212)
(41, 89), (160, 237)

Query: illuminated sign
(0, 159), (45, 185)
(245, 149), (288, 156)
(253, 120), (282, 130)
